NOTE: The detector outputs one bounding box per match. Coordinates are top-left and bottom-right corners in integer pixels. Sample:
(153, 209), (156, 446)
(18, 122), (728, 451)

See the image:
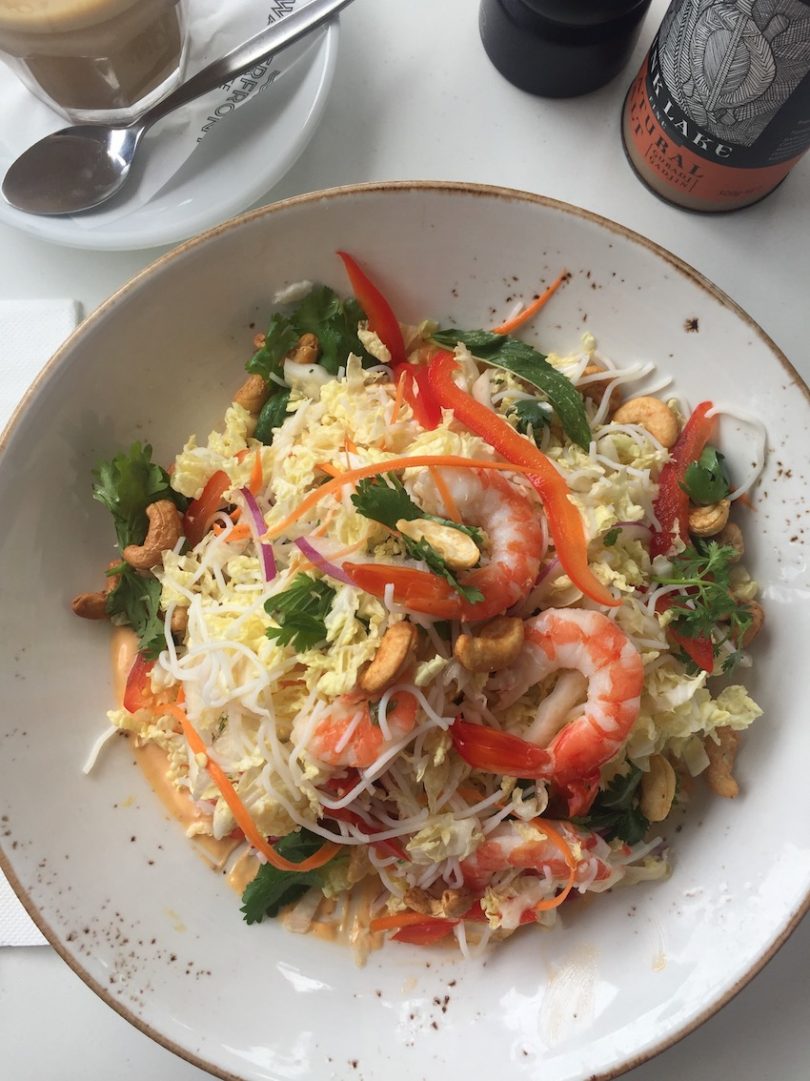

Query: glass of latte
(0, 0), (189, 123)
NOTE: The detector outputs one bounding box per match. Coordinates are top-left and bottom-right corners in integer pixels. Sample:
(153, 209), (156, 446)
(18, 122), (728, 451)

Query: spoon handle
(140, 0), (356, 128)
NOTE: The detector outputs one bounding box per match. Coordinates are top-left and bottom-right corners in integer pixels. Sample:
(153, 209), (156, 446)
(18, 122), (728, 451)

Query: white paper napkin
(0, 0), (325, 230)
(0, 297), (80, 947)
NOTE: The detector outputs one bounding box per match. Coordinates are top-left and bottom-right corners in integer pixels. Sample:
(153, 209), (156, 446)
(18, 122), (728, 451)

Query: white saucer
(0, 25), (338, 252)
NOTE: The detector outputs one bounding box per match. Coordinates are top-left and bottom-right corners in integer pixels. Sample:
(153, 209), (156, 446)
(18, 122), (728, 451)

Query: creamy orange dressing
(112, 632), (379, 947)
(111, 627), (240, 874)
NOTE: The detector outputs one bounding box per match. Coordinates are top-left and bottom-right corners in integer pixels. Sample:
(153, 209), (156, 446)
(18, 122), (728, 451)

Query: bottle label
(624, 0), (810, 205)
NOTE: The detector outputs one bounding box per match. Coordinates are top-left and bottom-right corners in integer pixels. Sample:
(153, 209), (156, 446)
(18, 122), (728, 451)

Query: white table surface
(1, 0), (808, 1078)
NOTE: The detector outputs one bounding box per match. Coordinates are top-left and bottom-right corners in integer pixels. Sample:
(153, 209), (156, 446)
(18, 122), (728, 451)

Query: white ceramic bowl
(1, 183), (808, 1081)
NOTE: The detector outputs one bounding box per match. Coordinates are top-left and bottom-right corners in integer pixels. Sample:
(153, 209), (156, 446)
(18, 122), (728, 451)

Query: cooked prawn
(461, 820), (629, 923)
(346, 469), (547, 622)
(453, 609), (643, 813)
(492, 609), (643, 784)
(303, 690), (419, 768)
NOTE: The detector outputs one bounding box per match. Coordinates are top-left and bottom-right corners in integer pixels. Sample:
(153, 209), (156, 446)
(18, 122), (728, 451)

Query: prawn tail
(558, 775), (601, 817)
(450, 718), (553, 779)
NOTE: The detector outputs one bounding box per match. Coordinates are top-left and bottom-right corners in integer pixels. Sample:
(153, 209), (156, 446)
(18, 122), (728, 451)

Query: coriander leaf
(401, 535), (484, 604)
(574, 765), (650, 845)
(351, 474), (483, 545)
(265, 573), (337, 650)
(432, 328), (591, 450)
(92, 442), (185, 551)
(247, 285), (373, 380)
(240, 829), (337, 925)
(603, 527), (620, 547)
(105, 565), (166, 659)
(680, 446), (731, 505)
(351, 475), (484, 602)
(510, 398), (551, 445)
(653, 541), (753, 668)
(254, 389), (291, 446)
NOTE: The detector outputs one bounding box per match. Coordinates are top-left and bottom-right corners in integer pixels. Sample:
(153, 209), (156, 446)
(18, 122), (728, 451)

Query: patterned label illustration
(623, 0), (810, 206)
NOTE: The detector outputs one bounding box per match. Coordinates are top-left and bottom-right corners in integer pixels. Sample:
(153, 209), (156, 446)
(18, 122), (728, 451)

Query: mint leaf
(351, 474), (483, 545)
(254, 389), (291, 446)
(432, 328), (591, 450)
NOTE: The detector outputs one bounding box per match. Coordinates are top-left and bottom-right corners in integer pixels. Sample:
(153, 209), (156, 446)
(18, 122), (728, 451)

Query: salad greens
(247, 284), (373, 380)
(92, 443), (187, 659)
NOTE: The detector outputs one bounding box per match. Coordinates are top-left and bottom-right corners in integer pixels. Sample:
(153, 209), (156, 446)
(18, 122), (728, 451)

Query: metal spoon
(2, 0), (355, 217)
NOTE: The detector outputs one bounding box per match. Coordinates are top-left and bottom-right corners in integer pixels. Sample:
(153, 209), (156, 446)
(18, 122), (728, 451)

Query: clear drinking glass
(0, 0), (189, 124)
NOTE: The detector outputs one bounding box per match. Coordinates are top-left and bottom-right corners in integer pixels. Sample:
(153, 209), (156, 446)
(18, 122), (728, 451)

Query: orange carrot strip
(429, 467), (462, 523)
(318, 463), (343, 478)
(532, 820), (577, 912)
(165, 704), (339, 874)
(226, 523), (251, 542)
(491, 271), (566, 336)
(390, 369), (407, 425)
(344, 433), (357, 454)
(249, 450), (264, 495)
(370, 911), (451, 933)
(265, 455), (536, 540)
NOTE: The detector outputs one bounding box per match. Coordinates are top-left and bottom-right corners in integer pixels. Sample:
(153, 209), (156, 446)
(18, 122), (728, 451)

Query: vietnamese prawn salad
(74, 253), (766, 957)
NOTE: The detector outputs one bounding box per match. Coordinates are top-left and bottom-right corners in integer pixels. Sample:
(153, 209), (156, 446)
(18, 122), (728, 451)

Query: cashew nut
(404, 886), (473, 919)
(705, 726), (740, 798)
(233, 373), (270, 415)
(688, 498), (731, 537)
(72, 560), (122, 620)
(741, 600), (764, 648)
(611, 396), (680, 448)
(397, 517), (480, 571)
(360, 622), (418, 695)
(71, 591), (109, 619)
(123, 500), (183, 571)
(253, 331), (266, 350)
(579, 362), (621, 412)
(716, 520), (744, 562)
(288, 332), (320, 366)
(640, 755), (677, 822)
(454, 616), (525, 673)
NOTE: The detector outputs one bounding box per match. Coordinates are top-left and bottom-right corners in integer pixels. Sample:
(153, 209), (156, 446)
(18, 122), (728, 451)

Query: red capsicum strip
(450, 718), (552, 778)
(337, 251), (406, 367)
(391, 362), (443, 429)
(427, 351), (618, 608)
(183, 469), (231, 547)
(655, 595), (714, 673)
(650, 401), (715, 558)
(123, 653), (156, 713)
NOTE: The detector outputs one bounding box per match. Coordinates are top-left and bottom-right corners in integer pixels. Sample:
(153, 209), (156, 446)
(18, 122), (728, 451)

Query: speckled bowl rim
(1, 180), (808, 1081)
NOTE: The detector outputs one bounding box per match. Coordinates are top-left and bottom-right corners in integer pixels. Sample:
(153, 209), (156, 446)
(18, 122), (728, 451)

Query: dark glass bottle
(622, 0), (810, 211)
(479, 0), (654, 98)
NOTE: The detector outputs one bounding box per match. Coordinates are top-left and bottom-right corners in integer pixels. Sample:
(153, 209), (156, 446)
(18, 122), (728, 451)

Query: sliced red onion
(535, 557), (561, 585)
(294, 536), (355, 586)
(240, 487), (276, 582)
